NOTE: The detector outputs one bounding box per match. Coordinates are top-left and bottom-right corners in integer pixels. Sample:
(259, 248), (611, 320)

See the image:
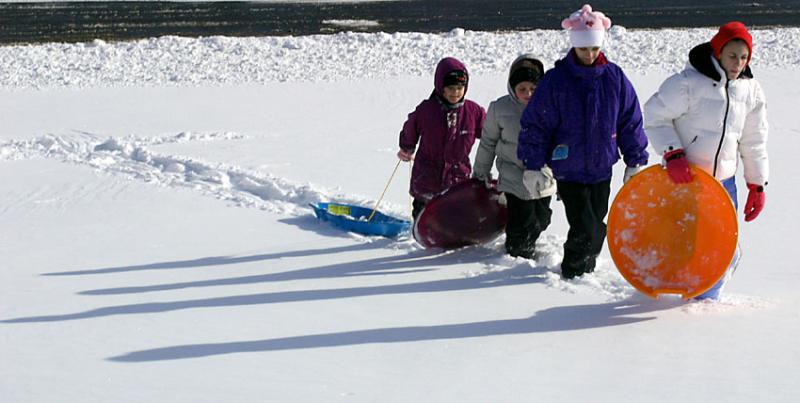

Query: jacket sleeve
(739, 80), (769, 186)
(399, 105), (421, 151)
(472, 101), (500, 178)
(517, 76), (557, 171)
(643, 73), (691, 156)
(617, 71), (649, 167)
(476, 104), (486, 140)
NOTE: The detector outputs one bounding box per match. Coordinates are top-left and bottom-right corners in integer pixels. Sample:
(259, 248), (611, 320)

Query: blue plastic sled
(310, 202), (411, 238)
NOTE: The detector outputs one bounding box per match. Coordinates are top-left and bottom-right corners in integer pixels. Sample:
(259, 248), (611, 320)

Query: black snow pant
(504, 193), (553, 259)
(557, 180), (611, 279)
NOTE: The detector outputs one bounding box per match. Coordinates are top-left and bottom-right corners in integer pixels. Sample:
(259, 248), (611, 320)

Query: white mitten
(623, 165), (644, 183)
(523, 170), (548, 192)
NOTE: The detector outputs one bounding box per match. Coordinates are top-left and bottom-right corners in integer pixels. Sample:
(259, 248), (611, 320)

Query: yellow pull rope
(368, 159), (403, 222)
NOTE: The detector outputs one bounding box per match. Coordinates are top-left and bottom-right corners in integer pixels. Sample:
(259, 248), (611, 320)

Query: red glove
(664, 149), (693, 184)
(744, 183), (766, 222)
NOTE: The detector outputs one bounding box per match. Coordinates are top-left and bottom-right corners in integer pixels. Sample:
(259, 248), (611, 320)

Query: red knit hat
(710, 21), (753, 65)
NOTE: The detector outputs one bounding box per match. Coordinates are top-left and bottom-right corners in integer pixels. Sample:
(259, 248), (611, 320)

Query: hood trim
(507, 53), (545, 102)
(689, 42), (753, 82)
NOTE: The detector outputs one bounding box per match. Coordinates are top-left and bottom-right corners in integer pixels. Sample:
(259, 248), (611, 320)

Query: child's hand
(664, 149), (692, 183)
(397, 149), (415, 161)
(472, 172), (493, 189)
(744, 183), (766, 222)
(523, 170), (548, 192)
(623, 165), (644, 183)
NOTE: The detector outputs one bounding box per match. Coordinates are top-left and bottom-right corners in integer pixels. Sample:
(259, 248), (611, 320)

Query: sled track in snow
(0, 132), (395, 218)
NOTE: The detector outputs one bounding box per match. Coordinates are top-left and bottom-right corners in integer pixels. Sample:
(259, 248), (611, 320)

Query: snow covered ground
(1, 27), (799, 402)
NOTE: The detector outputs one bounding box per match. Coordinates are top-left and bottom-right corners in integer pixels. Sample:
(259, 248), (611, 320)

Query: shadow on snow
(1, 245), (530, 324)
(41, 216), (389, 277)
(107, 296), (679, 362)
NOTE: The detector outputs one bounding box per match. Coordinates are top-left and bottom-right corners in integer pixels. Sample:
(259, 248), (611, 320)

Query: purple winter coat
(517, 51), (648, 184)
(400, 57), (486, 200)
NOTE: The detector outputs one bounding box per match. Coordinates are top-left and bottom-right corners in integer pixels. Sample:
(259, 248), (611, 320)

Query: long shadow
(43, 227), (395, 277)
(1, 250), (537, 324)
(108, 296), (680, 362)
(78, 243), (485, 296)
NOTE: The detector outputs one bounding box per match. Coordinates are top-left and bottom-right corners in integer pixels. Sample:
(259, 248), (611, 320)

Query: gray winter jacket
(473, 54), (557, 200)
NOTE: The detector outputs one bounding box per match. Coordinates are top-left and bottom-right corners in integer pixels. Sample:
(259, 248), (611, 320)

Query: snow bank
(1, 28), (798, 90)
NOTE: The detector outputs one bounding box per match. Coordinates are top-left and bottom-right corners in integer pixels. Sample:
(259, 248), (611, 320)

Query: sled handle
(368, 159), (402, 222)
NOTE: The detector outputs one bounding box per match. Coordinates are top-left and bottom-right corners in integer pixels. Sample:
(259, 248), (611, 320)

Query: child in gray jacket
(472, 54), (557, 258)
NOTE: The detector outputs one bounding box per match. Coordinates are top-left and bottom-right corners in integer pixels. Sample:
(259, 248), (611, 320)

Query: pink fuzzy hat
(561, 4), (612, 48)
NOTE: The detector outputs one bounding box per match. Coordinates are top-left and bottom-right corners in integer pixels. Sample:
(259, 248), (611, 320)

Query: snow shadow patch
(46, 237), (393, 277)
(108, 296), (680, 362)
(78, 244), (436, 296)
(2, 247), (538, 324)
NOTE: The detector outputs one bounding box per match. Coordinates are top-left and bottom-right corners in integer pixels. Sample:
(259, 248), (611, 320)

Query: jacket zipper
(713, 79), (730, 177)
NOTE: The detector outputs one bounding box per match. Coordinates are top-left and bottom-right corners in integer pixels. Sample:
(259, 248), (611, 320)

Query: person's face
(575, 46), (601, 66)
(718, 40), (750, 80)
(443, 84), (466, 104)
(514, 81), (536, 104)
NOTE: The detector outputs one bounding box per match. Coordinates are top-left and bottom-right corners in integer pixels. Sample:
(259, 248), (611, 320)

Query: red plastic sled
(413, 178), (508, 249)
(607, 165), (738, 299)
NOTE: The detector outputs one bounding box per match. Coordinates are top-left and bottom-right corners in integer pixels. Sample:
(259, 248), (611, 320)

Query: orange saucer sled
(607, 165), (738, 299)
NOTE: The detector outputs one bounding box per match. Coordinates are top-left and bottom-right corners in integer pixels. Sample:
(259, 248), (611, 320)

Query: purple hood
(433, 57), (469, 101)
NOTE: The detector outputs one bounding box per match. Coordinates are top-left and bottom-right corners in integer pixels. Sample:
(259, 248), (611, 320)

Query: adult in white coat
(644, 21), (769, 299)
(472, 54), (557, 258)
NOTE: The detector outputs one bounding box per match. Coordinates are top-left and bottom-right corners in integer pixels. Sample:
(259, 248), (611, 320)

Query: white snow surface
(1, 28), (799, 402)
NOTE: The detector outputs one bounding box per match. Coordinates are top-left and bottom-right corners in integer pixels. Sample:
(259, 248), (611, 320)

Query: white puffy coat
(644, 43), (769, 186)
(472, 54), (557, 200)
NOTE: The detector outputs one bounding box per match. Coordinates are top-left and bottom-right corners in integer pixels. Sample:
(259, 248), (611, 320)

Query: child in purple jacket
(397, 57), (486, 219)
(517, 5), (649, 279)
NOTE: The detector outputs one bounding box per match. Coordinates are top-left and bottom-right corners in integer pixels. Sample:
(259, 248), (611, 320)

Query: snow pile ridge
(1, 28), (798, 89)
